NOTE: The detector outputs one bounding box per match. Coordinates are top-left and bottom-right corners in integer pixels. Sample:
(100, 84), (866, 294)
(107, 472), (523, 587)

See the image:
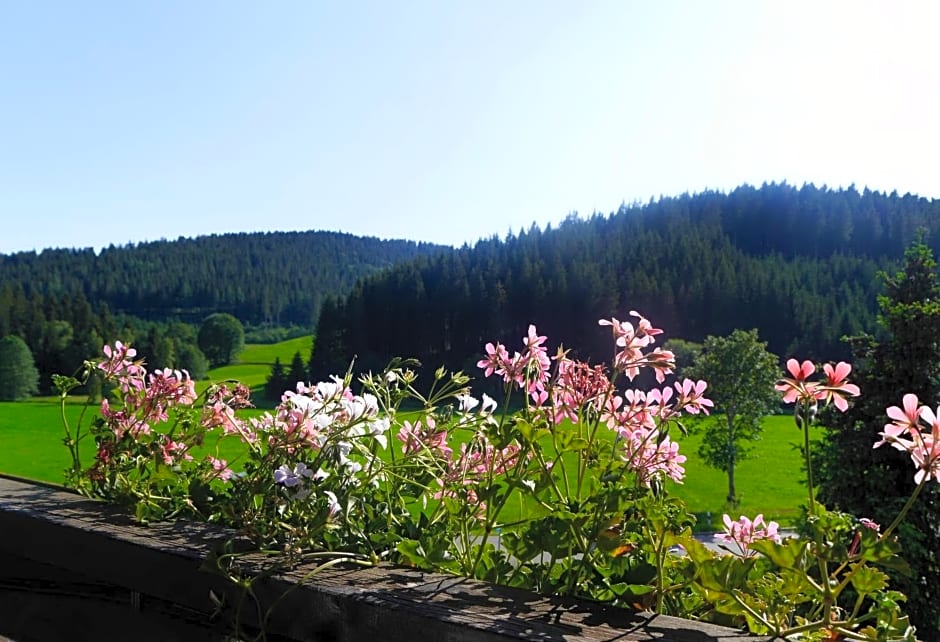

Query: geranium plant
(54, 316), (934, 640)
(679, 359), (927, 641)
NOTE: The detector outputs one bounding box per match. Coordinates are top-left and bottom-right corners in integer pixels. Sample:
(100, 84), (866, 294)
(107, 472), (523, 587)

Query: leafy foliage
(0, 335), (39, 400)
(817, 239), (940, 640)
(685, 329), (780, 503)
(0, 231), (442, 327)
(0, 232), (437, 391)
(264, 357), (288, 403)
(198, 313), (245, 368)
(57, 313), (935, 641)
(3, 182), (940, 395)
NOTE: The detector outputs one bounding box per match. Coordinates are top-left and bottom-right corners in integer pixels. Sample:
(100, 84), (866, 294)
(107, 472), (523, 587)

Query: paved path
(693, 529), (798, 554)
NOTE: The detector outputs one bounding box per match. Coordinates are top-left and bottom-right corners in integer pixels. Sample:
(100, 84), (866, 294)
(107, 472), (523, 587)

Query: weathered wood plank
(0, 475), (774, 642)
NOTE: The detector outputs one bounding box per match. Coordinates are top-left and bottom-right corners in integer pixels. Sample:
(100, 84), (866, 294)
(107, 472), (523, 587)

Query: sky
(1, 1), (938, 255)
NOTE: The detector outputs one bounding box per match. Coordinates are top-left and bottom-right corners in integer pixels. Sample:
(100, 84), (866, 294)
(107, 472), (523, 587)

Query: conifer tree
(817, 239), (940, 640)
(264, 357), (289, 403)
(287, 352), (307, 391)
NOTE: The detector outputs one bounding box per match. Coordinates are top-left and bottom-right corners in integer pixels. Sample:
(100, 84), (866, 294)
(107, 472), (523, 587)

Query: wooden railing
(0, 475), (774, 641)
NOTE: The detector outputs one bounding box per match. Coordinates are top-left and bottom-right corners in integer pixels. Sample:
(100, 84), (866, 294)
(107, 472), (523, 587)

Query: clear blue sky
(2, 1), (938, 254)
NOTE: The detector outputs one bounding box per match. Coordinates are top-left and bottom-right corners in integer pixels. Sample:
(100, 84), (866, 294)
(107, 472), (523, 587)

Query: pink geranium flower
(876, 394), (940, 485)
(208, 456), (234, 483)
(776, 359), (858, 415)
(716, 513), (782, 558)
(775, 359), (817, 404)
(818, 362), (861, 411)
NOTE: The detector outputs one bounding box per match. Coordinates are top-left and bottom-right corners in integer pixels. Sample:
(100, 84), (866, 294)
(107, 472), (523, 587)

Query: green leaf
(395, 539), (425, 566)
(680, 534), (716, 566)
(849, 563), (889, 595)
(860, 537), (910, 574)
(567, 437), (590, 451)
(749, 537), (808, 570)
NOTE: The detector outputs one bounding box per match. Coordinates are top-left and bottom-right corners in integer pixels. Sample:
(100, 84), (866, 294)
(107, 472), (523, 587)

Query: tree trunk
(727, 461), (736, 504)
(727, 421), (736, 504)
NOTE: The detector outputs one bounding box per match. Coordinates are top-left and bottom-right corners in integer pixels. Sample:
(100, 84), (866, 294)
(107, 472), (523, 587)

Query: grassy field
(0, 401), (817, 529)
(0, 335), (815, 528)
(0, 400), (92, 482)
(195, 335), (313, 395)
(0, 338), (311, 481)
(237, 336), (313, 366)
(670, 414), (817, 529)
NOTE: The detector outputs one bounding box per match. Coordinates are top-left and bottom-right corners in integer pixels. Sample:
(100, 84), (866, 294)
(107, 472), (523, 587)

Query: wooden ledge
(0, 476), (773, 641)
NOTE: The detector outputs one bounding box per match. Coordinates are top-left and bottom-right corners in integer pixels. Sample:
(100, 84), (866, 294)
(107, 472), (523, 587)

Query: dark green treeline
(0, 231), (442, 392)
(0, 231), (443, 327)
(311, 183), (940, 379)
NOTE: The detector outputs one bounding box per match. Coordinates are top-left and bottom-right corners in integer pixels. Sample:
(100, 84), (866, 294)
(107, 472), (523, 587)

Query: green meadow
(0, 336), (816, 529)
(669, 414), (817, 530)
(196, 335), (313, 395)
(0, 405), (816, 530)
(0, 338), (309, 481)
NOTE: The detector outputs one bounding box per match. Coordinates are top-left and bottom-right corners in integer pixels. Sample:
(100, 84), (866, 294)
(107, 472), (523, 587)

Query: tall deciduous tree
(686, 329), (779, 504)
(197, 313), (245, 368)
(818, 239), (940, 640)
(0, 335), (40, 400)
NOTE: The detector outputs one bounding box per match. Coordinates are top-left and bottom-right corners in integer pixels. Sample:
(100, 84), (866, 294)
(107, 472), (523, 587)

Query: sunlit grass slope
(1, 399), (817, 530)
(670, 414), (817, 529)
(0, 332), (814, 528)
(196, 335), (313, 395)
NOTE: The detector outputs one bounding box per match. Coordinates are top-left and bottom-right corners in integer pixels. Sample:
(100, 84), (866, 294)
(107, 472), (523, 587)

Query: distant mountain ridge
(310, 182), (940, 379)
(0, 230), (446, 327)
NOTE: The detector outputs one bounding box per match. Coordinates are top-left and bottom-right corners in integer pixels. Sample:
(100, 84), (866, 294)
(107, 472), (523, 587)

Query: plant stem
(800, 401), (817, 517)
(729, 589), (777, 634)
(879, 476), (928, 541)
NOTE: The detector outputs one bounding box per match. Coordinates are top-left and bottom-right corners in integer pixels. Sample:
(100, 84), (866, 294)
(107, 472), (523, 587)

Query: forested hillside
(0, 231), (442, 326)
(311, 183), (940, 379)
(0, 231), (442, 393)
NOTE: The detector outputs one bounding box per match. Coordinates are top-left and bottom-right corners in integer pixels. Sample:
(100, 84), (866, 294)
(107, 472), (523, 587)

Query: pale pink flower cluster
(875, 393), (940, 484)
(252, 378), (386, 457)
(208, 456), (234, 483)
(477, 325), (551, 405)
(395, 392), (499, 464)
(598, 311), (674, 382)
(716, 513), (782, 558)
(600, 381), (709, 486)
(203, 384), (255, 444)
(397, 416), (453, 460)
(160, 436), (193, 466)
(273, 462), (339, 513)
(849, 517), (882, 556)
(477, 314), (712, 486)
(98, 341), (145, 385)
(775, 359), (860, 413)
(603, 381), (712, 432)
(97, 343), (197, 441)
(434, 437), (526, 517)
(615, 425), (687, 484)
(395, 392), (515, 518)
(248, 377), (390, 494)
(551, 359), (613, 424)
